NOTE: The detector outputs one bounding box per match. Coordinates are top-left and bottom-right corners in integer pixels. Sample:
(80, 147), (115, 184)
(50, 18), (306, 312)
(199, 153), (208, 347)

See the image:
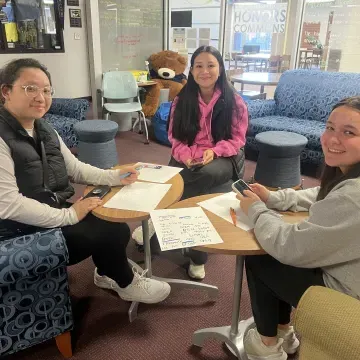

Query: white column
(284, 0), (305, 69)
(85, 1), (103, 118)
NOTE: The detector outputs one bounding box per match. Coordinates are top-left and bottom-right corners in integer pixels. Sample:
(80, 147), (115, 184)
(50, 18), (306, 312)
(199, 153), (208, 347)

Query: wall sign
(69, 8), (82, 28)
(233, 4), (287, 34)
(67, 0), (79, 5)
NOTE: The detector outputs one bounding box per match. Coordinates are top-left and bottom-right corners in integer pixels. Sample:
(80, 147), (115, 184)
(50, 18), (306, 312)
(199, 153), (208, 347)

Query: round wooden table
(230, 72), (282, 93)
(85, 164), (218, 321)
(169, 194), (307, 359)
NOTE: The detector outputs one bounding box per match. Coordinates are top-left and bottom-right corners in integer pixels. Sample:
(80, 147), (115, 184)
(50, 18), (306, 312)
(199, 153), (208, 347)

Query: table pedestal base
(192, 255), (254, 359)
(193, 317), (255, 359)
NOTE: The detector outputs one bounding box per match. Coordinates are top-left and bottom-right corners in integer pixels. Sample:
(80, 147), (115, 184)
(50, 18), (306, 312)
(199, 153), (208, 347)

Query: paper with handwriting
(135, 162), (182, 183)
(103, 182), (171, 212)
(198, 192), (254, 231)
(150, 207), (223, 251)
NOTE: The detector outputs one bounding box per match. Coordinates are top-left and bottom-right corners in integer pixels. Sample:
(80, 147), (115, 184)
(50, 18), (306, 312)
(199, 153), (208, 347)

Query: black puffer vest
(0, 107), (74, 234)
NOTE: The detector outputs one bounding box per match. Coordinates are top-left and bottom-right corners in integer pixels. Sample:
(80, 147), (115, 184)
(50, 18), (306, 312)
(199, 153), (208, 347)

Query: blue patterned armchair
(44, 98), (91, 149)
(246, 70), (360, 165)
(0, 229), (73, 358)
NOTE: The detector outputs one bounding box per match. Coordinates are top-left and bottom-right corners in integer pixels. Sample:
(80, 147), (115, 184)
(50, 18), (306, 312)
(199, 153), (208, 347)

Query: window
(0, 0), (64, 53)
(297, 0), (360, 73)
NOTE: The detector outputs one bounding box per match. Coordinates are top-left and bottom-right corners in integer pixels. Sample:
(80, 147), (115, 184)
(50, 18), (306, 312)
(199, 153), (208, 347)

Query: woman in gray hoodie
(238, 96), (360, 360)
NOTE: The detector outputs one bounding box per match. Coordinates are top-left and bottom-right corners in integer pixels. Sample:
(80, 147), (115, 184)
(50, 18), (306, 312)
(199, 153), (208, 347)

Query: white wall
(0, 0), (91, 98)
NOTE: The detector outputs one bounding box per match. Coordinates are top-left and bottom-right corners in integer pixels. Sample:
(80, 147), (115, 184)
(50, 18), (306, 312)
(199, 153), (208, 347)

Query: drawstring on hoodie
(203, 108), (214, 142)
(199, 89), (220, 143)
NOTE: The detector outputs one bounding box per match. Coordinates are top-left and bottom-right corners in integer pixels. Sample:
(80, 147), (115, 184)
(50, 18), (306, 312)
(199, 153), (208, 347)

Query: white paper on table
(150, 207), (223, 252)
(135, 162), (182, 183)
(198, 192), (254, 231)
(103, 182), (172, 212)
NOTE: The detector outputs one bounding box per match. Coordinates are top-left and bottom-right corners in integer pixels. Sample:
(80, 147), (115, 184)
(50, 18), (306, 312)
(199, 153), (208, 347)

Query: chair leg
(132, 113), (142, 133)
(132, 118), (139, 132)
(138, 112), (142, 133)
(140, 111), (149, 144)
(55, 331), (72, 358)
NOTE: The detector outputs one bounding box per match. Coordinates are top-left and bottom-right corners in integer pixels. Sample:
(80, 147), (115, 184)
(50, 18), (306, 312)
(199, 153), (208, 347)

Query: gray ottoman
(74, 120), (118, 169)
(254, 131), (308, 189)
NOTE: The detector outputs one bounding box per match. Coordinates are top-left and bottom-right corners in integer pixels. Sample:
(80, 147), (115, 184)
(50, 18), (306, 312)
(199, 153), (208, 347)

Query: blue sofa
(0, 229), (73, 357)
(246, 70), (360, 165)
(44, 98), (90, 148)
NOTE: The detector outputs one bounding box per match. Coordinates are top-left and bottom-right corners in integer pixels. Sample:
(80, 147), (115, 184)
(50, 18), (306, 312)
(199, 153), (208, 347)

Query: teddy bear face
(149, 50), (187, 80)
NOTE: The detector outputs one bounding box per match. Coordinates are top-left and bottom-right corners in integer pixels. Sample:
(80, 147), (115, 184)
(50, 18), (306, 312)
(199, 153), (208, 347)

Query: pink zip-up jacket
(168, 88), (248, 164)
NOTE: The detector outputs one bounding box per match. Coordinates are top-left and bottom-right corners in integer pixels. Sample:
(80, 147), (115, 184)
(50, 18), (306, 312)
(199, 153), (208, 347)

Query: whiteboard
(98, 0), (164, 72)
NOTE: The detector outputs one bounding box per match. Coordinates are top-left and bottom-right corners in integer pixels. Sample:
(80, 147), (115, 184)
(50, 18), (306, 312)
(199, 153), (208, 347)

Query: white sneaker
(278, 326), (300, 355)
(132, 219), (155, 246)
(244, 328), (287, 360)
(94, 268), (115, 290)
(94, 267), (171, 304)
(188, 260), (206, 280)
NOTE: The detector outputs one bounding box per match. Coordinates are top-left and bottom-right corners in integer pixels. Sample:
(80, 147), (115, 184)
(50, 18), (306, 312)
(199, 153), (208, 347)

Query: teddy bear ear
(149, 53), (159, 63)
(177, 54), (187, 66)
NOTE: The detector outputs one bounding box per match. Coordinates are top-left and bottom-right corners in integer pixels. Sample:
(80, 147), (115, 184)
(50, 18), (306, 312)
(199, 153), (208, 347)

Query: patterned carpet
(9, 131), (319, 360)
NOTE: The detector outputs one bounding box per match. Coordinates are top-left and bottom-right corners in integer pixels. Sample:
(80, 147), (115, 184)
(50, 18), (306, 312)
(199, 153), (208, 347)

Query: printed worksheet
(134, 162), (182, 183)
(150, 207), (223, 251)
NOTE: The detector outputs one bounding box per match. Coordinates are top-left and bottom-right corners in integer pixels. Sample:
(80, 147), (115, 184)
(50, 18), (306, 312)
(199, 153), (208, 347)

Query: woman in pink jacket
(168, 46), (248, 279)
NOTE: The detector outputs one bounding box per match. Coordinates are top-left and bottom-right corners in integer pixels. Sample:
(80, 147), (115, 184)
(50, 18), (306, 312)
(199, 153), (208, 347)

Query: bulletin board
(98, 0), (164, 72)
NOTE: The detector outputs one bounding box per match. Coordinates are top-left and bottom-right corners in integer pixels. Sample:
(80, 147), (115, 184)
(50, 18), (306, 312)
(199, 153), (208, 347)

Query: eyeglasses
(20, 85), (55, 98)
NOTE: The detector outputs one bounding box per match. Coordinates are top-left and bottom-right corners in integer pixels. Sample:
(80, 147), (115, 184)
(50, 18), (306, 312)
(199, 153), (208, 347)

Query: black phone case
(234, 180), (252, 195)
(83, 185), (111, 199)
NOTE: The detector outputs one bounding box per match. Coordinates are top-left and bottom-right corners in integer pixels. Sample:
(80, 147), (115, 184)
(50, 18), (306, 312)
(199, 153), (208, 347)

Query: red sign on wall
(301, 22), (321, 49)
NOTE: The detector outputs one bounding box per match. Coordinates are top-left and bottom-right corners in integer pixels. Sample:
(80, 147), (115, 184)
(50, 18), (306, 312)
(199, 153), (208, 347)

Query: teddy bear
(142, 50), (187, 118)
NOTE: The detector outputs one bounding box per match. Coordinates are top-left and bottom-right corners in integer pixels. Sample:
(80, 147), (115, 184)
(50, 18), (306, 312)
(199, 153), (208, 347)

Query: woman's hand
(236, 190), (262, 216)
(203, 149), (215, 165)
(119, 166), (139, 185)
(71, 197), (103, 221)
(185, 159), (193, 169)
(249, 183), (270, 203)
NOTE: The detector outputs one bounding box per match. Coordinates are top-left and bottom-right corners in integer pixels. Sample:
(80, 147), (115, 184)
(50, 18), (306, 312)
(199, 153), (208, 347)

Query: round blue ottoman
(254, 131), (308, 189)
(74, 120), (118, 169)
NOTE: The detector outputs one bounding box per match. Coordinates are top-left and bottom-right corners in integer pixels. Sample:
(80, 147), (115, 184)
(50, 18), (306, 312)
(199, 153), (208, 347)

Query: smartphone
(189, 158), (204, 169)
(83, 185), (111, 200)
(232, 179), (253, 196)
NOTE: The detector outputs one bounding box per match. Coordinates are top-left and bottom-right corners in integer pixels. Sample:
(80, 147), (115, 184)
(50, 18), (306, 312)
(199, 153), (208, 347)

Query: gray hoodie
(248, 179), (360, 299)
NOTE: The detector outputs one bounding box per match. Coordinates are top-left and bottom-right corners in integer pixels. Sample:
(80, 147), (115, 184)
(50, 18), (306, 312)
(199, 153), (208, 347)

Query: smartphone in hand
(189, 158), (204, 170)
(83, 185), (111, 200)
(232, 179), (253, 196)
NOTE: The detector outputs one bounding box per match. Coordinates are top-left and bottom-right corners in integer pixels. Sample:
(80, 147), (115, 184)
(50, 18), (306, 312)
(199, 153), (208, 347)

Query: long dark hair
(0, 58), (51, 104)
(170, 46), (241, 145)
(317, 96), (360, 201)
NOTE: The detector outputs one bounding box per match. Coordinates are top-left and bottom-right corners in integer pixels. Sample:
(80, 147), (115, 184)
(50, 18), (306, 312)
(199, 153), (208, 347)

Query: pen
(230, 207), (237, 227)
(119, 165), (143, 179)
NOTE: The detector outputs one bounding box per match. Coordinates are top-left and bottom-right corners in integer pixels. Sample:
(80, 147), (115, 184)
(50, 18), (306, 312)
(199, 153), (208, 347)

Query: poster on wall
(301, 22), (320, 49)
(69, 8), (82, 27)
(199, 27), (210, 40)
(233, 3), (287, 34)
(172, 28), (185, 49)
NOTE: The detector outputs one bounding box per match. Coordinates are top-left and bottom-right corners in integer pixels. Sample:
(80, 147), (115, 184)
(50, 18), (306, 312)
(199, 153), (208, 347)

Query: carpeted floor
(9, 131), (320, 360)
